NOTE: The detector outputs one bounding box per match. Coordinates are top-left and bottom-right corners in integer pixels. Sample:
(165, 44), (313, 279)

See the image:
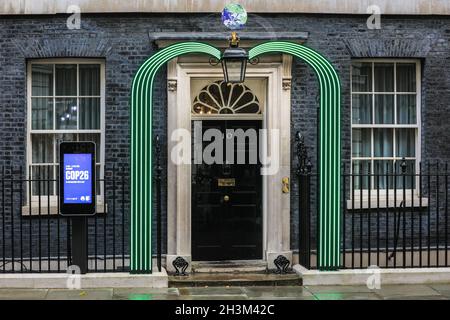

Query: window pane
(55, 64), (77, 96)
(31, 165), (54, 196)
(374, 94), (394, 124)
(397, 95), (417, 124)
(56, 98), (77, 129)
(79, 98), (100, 129)
(374, 160), (394, 189)
(352, 160), (371, 189)
(374, 63), (394, 92)
(352, 129), (371, 157)
(374, 128), (393, 157)
(32, 98), (53, 130)
(352, 94), (372, 124)
(79, 64), (100, 96)
(32, 64), (53, 96)
(395, 160), (416, 189)
(396, 63), (416, 92)
(79, 133), (100, 163)
(396, 129), (415, 158)
(352, 62), (372, 92)
(55, 133), (77, 163)
(31, 134), (54, 164)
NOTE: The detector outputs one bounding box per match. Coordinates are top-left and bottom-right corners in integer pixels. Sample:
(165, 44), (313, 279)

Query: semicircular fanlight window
(192, 80), (261, 115)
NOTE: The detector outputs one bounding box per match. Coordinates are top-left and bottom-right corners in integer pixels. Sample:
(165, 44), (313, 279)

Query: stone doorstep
(191, 260), (267, 273)
(169, 272), (301, 287)
(294, 264), (450, 286)
(0, 270), (168, 289)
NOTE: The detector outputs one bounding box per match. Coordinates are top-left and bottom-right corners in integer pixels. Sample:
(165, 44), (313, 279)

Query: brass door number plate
(218, 178), (236, 187)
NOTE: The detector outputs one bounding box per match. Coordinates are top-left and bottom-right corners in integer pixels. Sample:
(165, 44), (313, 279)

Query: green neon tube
(130, 40), (341, 273)
(130, 42), (220, 273)
(250, 42), (341, 270)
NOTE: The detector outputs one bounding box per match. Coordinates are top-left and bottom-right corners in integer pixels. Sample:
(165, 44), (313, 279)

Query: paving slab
(175, 294), (248, 300)
(243, 286), (314, 299)
(428, 284), (450, 297)
(375, 284), (441, 299)
(304, 285), (374, 294)
(248, 296), (317, 300)
(179, 287), (245, 296)
(46, 289), (113, 300)
(0, 288), (48, 300)
(2, 284), (450, 300)
(313, 292), (381, 300)
(383, 295), (449, 300)
(113, 288), (180, 300)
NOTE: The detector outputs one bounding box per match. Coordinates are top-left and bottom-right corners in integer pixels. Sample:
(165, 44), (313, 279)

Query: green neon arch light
(130, 42), (221, 273)
(130, 41), (340, 273)
(249, 42), (341, 270)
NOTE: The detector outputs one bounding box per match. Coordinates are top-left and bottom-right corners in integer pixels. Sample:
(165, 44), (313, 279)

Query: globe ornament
(221, 3), (247, 30)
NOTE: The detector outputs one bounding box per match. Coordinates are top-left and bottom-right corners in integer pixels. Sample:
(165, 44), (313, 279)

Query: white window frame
(349, 59), (424, 208)
(26, 58), (105, 210)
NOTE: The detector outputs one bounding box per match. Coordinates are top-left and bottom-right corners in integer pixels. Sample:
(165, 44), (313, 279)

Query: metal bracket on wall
(273, 255), (291, 274)
(172, 257), (189, 276)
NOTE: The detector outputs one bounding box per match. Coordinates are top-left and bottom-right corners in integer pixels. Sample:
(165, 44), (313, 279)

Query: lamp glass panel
(224, 59), (244, 83)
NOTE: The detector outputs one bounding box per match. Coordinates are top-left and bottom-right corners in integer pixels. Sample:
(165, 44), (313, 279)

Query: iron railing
(0, 136), (164, 274)
(0, 164), (131, 273)
(298, 158), (450, 269)
(2, 132), (448, 273)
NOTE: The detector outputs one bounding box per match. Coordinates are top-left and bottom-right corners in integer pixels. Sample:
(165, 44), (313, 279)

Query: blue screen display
(63, 153), (93, 204)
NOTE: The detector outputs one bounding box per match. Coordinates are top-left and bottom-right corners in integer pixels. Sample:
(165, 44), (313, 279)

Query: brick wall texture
(0, 13), (449, 263)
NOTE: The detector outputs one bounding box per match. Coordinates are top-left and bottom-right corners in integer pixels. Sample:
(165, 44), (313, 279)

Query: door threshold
(191, 260), (267, 273)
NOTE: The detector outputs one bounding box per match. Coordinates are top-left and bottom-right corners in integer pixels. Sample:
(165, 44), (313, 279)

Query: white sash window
(351, 60), (421, 193)
(27, 59), (105, 207)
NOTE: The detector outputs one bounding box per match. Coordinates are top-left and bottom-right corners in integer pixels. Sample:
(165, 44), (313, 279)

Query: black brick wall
(0, 13), (449, 258)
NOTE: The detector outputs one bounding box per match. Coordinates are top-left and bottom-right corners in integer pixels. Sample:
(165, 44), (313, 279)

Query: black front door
(192, 120), (262, 261)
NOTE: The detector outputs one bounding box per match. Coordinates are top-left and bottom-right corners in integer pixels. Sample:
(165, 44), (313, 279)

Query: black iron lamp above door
(221, 32), (249, 84)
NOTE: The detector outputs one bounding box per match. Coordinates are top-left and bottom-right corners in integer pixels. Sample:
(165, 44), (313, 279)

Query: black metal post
(436, 162), (440, 267)
(155, 135), (162, 272)
(296, 132), (312, 269)
(401, 158), (407, 268)
(121, 165), (125, 270)
(342, 163), (346, 268)
(1, 166), (5, 272)
(71, 217), (88, 274)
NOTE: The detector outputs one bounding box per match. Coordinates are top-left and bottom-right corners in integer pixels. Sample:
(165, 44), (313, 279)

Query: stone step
(169, 272), (302, 287)
(191, 261), (267, 273)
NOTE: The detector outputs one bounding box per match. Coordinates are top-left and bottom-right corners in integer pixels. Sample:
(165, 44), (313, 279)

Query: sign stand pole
(72, 216), (88, 274)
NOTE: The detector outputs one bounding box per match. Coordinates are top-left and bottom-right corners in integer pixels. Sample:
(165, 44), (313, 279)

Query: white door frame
(165, 55), (293, 272)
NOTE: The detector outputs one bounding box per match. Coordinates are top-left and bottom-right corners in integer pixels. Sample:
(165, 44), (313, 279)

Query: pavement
(1, 284), (450, 300)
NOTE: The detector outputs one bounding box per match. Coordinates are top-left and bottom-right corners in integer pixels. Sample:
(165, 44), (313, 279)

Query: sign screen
(63, 153), (93, 204)
(59, 141), (96, 216)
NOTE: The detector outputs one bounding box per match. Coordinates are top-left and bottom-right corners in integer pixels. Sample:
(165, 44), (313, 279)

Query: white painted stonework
(0, 270), (168, 288)
(2, 0), (450, 15)
(294, 264), (450, 286)
(165, 53), (293, 272)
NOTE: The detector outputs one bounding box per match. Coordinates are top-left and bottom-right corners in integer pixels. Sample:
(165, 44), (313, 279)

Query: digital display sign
(63, 153), (93, 204)
(59, 142), (96, 216)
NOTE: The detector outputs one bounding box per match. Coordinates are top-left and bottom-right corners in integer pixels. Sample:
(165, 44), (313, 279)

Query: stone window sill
(346, 197), (429, 210)
(21, 203), (107, 216)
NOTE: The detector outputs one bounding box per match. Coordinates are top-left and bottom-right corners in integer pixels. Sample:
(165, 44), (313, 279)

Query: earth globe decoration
(221, 3), (248, 30)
